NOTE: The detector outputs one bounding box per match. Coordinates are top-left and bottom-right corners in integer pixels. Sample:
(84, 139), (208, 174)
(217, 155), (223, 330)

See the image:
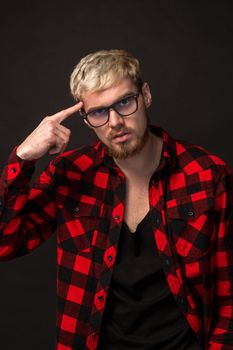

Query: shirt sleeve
(0, 146), (59, 261)
(208, 164), (233, 349)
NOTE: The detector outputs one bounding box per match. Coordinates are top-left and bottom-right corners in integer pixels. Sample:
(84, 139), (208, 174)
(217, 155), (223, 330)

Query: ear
(141, 82), (152, 108)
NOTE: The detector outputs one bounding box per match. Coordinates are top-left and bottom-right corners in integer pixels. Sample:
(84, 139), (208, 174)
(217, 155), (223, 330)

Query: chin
(105, 139), (146, 159)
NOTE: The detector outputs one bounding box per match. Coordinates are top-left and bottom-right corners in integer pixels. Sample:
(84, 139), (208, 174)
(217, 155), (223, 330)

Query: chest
(123, 181), (150, 233)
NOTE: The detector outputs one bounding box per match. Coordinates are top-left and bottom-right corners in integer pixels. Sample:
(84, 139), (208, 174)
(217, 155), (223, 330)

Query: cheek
(94, 129), (109, 144)
(135, 113), (148, 134)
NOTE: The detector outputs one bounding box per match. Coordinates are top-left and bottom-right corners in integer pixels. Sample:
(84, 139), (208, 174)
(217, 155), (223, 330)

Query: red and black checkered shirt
(0, 125), (233, 349)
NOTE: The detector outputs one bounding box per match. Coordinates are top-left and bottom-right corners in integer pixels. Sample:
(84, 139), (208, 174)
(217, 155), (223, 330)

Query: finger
(55, 124), (71, 136)
(53, 127), (70, 144)
(48, 134), (68, 154)
(49, 101), (83, 124)
(59, 142), (69, 155)
(49, 143), (68, 154)
(47, 127), (69, 153)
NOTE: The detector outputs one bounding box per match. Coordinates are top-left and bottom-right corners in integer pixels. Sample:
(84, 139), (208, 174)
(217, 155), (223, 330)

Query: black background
(0, 1), (232, 349)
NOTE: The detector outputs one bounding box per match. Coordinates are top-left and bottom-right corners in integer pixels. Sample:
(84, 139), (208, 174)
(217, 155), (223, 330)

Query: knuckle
(47, 124), (55, 132)
(44, 116), (53, 123)
(46, 118), (54, 126)
(47, 133), (55, 143)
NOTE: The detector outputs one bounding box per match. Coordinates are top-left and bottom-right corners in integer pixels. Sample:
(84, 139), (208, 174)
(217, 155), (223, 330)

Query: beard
(104, 124), (150, 160)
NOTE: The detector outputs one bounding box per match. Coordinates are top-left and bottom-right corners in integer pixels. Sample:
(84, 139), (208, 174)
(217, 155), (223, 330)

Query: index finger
(49, 101), (83, 123)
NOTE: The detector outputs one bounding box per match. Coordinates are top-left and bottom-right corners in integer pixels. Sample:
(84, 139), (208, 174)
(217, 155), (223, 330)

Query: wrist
(16, 147), (33, 161)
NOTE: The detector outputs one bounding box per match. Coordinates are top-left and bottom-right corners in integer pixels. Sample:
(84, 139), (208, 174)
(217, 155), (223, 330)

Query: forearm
(0, 146), (56, 260)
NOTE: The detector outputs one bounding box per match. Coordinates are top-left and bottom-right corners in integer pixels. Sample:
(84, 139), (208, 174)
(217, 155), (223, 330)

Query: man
(0, 49), (232, 350)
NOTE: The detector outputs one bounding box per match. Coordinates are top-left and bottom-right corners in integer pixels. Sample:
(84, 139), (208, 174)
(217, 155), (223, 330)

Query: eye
(118, 96), (132, 106)
(89, 108), (108, 117)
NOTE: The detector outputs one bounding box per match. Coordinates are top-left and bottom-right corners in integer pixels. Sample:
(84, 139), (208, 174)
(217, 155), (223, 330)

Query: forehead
(81, 77), (137, 111)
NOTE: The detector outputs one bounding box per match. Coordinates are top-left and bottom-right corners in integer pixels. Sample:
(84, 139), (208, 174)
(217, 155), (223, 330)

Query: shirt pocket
(57, 199), (101, 254)
(166, 189), (215, 263)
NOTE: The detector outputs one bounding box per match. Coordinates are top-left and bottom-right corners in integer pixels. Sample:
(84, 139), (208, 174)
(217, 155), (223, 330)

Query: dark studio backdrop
(0, 0), (233, 349)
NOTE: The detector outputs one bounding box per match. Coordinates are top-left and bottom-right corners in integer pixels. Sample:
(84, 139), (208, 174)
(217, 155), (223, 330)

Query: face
(81, 77), (152, 159)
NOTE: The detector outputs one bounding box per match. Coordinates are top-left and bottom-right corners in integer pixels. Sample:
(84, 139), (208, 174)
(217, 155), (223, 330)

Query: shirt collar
(95, 124), (177, 170)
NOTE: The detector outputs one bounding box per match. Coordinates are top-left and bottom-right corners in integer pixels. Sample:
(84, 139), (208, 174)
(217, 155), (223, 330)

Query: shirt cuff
(0, 145), (38, 189)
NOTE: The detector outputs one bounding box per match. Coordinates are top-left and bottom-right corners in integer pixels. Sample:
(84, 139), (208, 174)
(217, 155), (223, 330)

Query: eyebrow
(85, 91), (137, 113)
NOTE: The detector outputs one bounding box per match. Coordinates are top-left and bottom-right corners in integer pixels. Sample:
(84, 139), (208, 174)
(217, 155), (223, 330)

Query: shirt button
(165, 258), (170, 266)
(104, 247), (116, 267)
(187, 210), (194, 217)
(73, 207), (80, 215)
(94, 290), (106, 310)
(11, 167), (17, 173)
(114, 215), (120, 221)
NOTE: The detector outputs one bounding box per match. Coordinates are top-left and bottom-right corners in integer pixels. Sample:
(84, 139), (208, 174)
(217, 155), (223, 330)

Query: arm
(0, 146), (59, 261)
(0, 102), (83, 261)
(208, 164), (233, 349)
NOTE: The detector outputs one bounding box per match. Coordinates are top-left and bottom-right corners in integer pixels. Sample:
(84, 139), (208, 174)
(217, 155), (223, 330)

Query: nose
(108, 108), (124, 128)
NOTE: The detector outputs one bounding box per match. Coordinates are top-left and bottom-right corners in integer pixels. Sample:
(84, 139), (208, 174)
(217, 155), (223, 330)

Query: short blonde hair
(70, 49), (143, 101)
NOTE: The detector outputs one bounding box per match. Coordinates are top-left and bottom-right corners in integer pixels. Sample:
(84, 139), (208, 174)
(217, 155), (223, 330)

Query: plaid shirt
(0, 124), (233, 350)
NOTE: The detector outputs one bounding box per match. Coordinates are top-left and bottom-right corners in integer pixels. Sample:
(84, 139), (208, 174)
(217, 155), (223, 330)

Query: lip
(112, 132), (131, 143)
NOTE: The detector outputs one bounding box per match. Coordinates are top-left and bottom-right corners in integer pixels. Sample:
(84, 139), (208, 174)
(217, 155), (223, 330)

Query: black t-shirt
(97, 210), (202, 350)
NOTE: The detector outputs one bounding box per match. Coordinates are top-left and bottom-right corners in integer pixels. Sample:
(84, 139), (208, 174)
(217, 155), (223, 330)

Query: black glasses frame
(81, 92), (140, 128)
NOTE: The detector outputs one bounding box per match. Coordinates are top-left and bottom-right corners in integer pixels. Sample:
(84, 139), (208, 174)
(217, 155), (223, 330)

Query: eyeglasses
(80, 92), (140, 128)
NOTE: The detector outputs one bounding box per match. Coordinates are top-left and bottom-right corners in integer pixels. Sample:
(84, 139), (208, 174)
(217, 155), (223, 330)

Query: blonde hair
(70, 49), (143, 101)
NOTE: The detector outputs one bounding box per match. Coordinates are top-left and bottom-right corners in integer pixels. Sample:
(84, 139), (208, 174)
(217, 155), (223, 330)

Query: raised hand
(16, 102), (83, 160)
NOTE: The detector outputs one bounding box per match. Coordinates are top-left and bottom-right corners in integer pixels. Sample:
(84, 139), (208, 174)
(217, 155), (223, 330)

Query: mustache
(108, 128), (132, 139)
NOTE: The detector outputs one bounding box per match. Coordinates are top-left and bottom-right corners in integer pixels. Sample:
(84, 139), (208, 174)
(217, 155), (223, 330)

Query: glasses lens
(114, 95), (137, 116)
(87, 107), (109, 127)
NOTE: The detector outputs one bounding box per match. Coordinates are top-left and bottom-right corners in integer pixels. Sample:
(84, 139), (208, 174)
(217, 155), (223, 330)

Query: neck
(113, 131), (163, 180)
